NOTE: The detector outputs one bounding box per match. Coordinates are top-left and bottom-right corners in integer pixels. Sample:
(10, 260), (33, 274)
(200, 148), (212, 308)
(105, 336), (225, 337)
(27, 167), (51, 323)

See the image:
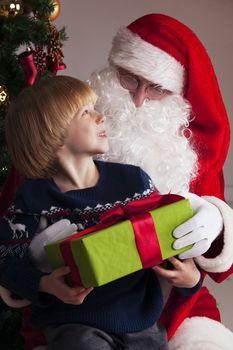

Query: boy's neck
(53, 156), (99, 192)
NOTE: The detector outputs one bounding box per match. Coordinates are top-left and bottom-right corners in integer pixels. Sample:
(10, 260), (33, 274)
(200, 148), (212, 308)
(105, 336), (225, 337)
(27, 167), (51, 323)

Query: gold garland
(47, 20), (64, 66)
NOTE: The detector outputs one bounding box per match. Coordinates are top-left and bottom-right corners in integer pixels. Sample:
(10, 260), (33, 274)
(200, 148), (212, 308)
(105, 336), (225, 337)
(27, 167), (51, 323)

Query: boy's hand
(39, 266), (93, 305)
(152, 257), (200, 288)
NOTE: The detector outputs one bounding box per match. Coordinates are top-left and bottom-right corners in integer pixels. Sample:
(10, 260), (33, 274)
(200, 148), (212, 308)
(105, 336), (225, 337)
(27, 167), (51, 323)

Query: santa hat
(109, 14), (230, 199)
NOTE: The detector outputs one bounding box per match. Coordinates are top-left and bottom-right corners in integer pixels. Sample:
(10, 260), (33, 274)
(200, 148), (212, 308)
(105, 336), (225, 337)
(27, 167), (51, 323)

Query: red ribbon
(60, 192), (184, 286)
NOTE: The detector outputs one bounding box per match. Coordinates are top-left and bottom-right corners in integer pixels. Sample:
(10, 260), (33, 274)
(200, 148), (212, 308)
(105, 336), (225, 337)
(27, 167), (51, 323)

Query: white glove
(172, 193), (223, 259)
(29, 219), (77, 272)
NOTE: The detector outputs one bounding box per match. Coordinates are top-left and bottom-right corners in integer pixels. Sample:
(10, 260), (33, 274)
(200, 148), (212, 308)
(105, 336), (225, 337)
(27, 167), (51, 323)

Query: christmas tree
(0, 0), (67, 188)
(0, 1), (67, 348)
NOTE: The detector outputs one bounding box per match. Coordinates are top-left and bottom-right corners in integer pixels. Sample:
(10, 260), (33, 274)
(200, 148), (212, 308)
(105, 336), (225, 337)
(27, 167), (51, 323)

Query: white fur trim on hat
(109, 28), (185, 94)
(194, 196), (233, 273)
(169, 317), (233, 349)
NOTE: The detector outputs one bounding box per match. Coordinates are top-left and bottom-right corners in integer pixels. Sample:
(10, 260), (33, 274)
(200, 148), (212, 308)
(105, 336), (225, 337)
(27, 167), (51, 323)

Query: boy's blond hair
(5, 75), (97, 178)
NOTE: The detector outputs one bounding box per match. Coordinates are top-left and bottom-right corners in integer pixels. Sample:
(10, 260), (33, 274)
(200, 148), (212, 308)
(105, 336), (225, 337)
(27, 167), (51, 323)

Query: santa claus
(88, 13), (233, 349)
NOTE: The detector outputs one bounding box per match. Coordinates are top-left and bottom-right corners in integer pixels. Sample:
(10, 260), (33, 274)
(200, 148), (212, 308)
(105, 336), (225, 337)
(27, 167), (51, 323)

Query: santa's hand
(172, 193), (223, 259)
(29, 219), (77, 271)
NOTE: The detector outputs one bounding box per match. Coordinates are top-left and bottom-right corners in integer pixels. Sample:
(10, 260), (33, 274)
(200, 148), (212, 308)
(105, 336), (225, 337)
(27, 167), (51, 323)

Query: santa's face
(117, 67), (173, 107)
(89, 67), (197, 194)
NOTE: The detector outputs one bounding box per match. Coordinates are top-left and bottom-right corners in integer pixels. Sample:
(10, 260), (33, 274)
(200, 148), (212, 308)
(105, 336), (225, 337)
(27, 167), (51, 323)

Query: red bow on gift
(100, 192), (183, 224)
(100, 192), (184, 269)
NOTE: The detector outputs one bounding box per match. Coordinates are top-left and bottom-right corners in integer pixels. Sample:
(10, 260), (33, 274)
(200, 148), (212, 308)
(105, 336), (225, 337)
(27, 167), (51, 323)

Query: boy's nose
(95, 112), (106, 124)
(130, 85), (147, 108)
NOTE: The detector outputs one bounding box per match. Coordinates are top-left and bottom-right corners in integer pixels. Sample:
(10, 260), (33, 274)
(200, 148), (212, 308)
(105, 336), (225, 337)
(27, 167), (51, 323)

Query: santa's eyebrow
(150, 83), (163, 88)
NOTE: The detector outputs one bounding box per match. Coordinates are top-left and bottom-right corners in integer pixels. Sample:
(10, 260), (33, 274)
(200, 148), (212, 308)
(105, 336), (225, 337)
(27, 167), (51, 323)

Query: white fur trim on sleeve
(194, 196), (233, 273)
(109, 28), (185, 94)
(169, 317), (233, 350)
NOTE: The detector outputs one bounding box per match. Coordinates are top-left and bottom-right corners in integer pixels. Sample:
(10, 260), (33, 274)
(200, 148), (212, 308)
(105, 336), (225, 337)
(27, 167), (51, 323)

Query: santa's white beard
(89, 67), (198, 194)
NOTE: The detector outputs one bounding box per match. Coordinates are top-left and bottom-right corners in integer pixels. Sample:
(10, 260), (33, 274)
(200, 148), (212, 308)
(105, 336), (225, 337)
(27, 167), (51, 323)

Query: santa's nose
(130, 85), (147, 108)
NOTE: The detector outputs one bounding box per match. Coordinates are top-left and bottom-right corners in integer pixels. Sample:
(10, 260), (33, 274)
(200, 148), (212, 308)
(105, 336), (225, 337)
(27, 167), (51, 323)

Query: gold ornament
(0, 0), (22, 16)
(0, 84), (9, 107)
(48, 0), (61, 21)
(47, 21), (64, 65)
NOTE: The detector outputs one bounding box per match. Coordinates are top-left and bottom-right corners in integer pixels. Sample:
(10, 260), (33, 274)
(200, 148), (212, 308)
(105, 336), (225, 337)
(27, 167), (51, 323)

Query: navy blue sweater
(0, 161), (200, 332)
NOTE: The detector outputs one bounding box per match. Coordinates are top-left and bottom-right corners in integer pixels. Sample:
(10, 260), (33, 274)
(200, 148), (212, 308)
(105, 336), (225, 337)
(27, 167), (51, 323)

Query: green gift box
(45, 193), (193, 288)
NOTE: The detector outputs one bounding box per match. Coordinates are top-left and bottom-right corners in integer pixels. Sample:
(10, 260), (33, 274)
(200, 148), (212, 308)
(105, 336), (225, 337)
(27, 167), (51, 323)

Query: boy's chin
(95, 146), (109, 156)
(100, 144), (110, 154)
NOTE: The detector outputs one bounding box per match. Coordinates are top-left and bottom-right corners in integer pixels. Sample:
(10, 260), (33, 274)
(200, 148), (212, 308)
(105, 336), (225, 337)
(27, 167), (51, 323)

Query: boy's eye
(82, 109), (89, 116)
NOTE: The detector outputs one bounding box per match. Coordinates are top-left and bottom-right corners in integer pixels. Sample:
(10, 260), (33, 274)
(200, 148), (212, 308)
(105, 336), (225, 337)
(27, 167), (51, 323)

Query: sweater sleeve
(139, 168), (158, 193)
(0, 256), (48, 305)
(177, 278), (202, 296)
(0, 199), (50, 305)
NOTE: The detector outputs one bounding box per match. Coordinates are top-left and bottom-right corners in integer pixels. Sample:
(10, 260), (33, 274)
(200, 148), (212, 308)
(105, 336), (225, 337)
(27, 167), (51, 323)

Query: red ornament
(18, 51), (38, 86)
(47, 56), (66, 75)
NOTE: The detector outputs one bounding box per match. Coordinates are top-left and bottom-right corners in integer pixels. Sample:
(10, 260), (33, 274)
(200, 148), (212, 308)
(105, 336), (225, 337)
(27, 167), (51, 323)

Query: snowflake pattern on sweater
(0, 161), (154, 266)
